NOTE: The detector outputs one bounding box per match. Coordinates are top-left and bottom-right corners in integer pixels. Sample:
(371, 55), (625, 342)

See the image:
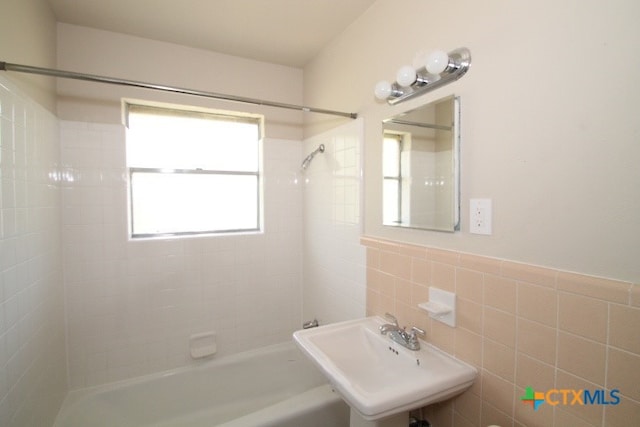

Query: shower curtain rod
(0, 61), (357, 119)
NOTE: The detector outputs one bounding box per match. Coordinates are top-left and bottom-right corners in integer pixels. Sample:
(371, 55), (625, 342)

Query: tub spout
(303, 319), (319, 329)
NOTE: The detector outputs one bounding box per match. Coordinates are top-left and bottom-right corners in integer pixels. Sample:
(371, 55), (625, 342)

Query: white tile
(59, 127), (307, 387)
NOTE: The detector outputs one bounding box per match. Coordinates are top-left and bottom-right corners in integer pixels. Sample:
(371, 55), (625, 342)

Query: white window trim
(124, 100), (263, 239)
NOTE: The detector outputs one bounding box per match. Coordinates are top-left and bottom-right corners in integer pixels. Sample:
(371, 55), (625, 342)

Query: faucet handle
(404, 326), (426, 351)
(384, 312), (399, 326)
(409, 326), (426, 339)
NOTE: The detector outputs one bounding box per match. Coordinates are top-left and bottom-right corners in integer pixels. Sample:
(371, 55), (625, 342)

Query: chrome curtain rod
(385, 118), (452, 131)
(0, 61), (357, 119)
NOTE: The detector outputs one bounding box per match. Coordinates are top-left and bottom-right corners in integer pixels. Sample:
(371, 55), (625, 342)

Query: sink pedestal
(350, 409), (408, 427)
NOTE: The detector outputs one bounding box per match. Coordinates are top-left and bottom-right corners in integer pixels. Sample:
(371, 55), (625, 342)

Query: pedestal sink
(293, 316), (477, 427)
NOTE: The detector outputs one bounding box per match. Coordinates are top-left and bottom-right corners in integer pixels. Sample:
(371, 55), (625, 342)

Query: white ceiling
(46, 0), (376, 68)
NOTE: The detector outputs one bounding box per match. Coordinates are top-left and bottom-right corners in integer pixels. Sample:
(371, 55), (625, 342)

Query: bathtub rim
(54, 340), (311, 424)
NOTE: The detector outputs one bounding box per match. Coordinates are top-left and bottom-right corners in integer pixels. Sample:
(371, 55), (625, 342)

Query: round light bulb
(396, 65), (417, 87)
(425, 50), (449, 74)
(374, 80), (393, 100)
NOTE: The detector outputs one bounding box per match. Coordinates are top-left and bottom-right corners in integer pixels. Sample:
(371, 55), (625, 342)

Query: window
(125, 102), (262, 237)
(383, 132), (403, 225)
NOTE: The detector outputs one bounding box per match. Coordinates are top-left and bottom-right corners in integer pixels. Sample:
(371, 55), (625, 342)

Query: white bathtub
(54, 342), (349, 427)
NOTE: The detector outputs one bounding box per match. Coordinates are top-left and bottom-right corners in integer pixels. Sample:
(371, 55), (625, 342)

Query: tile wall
(362, 237), (640, 427)
(0, 77), (67, 426)
(60, 120), (305, 388)
(302, 118), (366, 324)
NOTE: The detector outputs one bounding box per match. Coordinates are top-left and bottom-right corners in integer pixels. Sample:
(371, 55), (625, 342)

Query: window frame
(383, 131), (404, 225)
(124, 100), (263, 239)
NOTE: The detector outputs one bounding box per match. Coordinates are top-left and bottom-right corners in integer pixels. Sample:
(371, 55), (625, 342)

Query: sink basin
(293, 316), (477, 421)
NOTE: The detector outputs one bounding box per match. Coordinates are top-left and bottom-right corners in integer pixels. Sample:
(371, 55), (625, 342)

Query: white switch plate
(470, 198), (492, 235)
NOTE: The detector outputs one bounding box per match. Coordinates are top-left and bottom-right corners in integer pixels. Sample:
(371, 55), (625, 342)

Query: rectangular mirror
(382, 95), (460, 232)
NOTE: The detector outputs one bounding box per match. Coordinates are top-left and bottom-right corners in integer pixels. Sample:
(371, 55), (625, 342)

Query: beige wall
(57, 23), (305, 140)
(363, 237), (639, 427)
(0, 0), (57, 111)
(303, 0), (640, 284)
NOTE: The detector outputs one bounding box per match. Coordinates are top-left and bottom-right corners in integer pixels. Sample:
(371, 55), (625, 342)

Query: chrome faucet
(379, 313), (425, 351)
(379, 313), (402, 334)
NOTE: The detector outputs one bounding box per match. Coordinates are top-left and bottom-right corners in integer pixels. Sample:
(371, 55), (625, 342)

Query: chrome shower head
(301, 144), (325, 170)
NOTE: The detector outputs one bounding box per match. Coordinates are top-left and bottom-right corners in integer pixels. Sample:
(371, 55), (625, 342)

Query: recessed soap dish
(419, 287), (456, 327)
(418, 301), (451, 316)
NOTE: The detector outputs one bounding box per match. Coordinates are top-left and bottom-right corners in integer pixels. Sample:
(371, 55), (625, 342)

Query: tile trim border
(360, 236), (635, 305)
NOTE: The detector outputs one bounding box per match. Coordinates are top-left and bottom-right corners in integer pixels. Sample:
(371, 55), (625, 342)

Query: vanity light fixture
(374, 47), (471, 105)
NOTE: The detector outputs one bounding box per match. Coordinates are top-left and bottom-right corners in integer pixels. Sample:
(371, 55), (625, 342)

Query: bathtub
(54, 342), (349, 427)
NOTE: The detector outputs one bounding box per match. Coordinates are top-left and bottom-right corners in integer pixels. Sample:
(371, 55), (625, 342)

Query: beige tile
(557, 271), (630, 304)
(366, 288), (381, 316)
(405, 305), (429, 333)
(410, 282), (429, 307)
(514, 386), (554, 427)
(427, 247), (460, 265)
(459, 253), (502, 275)
(429, 319), (455, 355)
(424, 400), (453, 427)
(456, 267), (483, 302)
(397, 242), (427, 259)
(359, 236), (381, 248)
(604, 395), (640, 427)
(481, 370), (515, 419)
(483, 338), (516, 382)
(457, 298), (483, 335)
(452, 412), (477, 427)
(607, 348), (640, 402)
(411, 258), (431, 286)
(631, 284), (640, 308)
(484, 274), (516, 313)
(557, 332), (606, 386)
(516, 352), (555, 391)
(481, 401), (513, 427)
(484, 307), (516, 348)
(609, 304), (640, 354)
(394, 301), (414, 328)
(517, 318), (557, 365)
(502, 261), (556, 288)
(517, 282), (557, 327)
(432, 262), (455, 292)
(555, 370), (604, 425)
(453, 389), (481, 426)
(379, 251), (412, 280)
(366, 267), (382, 293)
(455, 327), (482, 368)
(379, 294), (395, 317)
(558, 292), (608, 343)
(374, 239), (400, 253)
(366, 247), (380, 269)
(378, 271), (395, 298)
(395, 278), (411, 306)
(554, 406), (600, 427)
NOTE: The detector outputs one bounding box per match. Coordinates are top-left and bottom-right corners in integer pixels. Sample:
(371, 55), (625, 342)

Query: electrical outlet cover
(470, 198), (492, 235)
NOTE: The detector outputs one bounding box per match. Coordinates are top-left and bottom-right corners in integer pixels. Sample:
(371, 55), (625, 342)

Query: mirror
(382, 95), (460, 232)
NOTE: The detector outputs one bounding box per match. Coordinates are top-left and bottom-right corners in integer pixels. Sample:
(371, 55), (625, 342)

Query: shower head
(301, 144), (325, 170)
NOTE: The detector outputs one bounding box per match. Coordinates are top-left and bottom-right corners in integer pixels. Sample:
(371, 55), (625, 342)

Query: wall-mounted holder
(190, 331), (217, 359)
(419, 287), (456, 327)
